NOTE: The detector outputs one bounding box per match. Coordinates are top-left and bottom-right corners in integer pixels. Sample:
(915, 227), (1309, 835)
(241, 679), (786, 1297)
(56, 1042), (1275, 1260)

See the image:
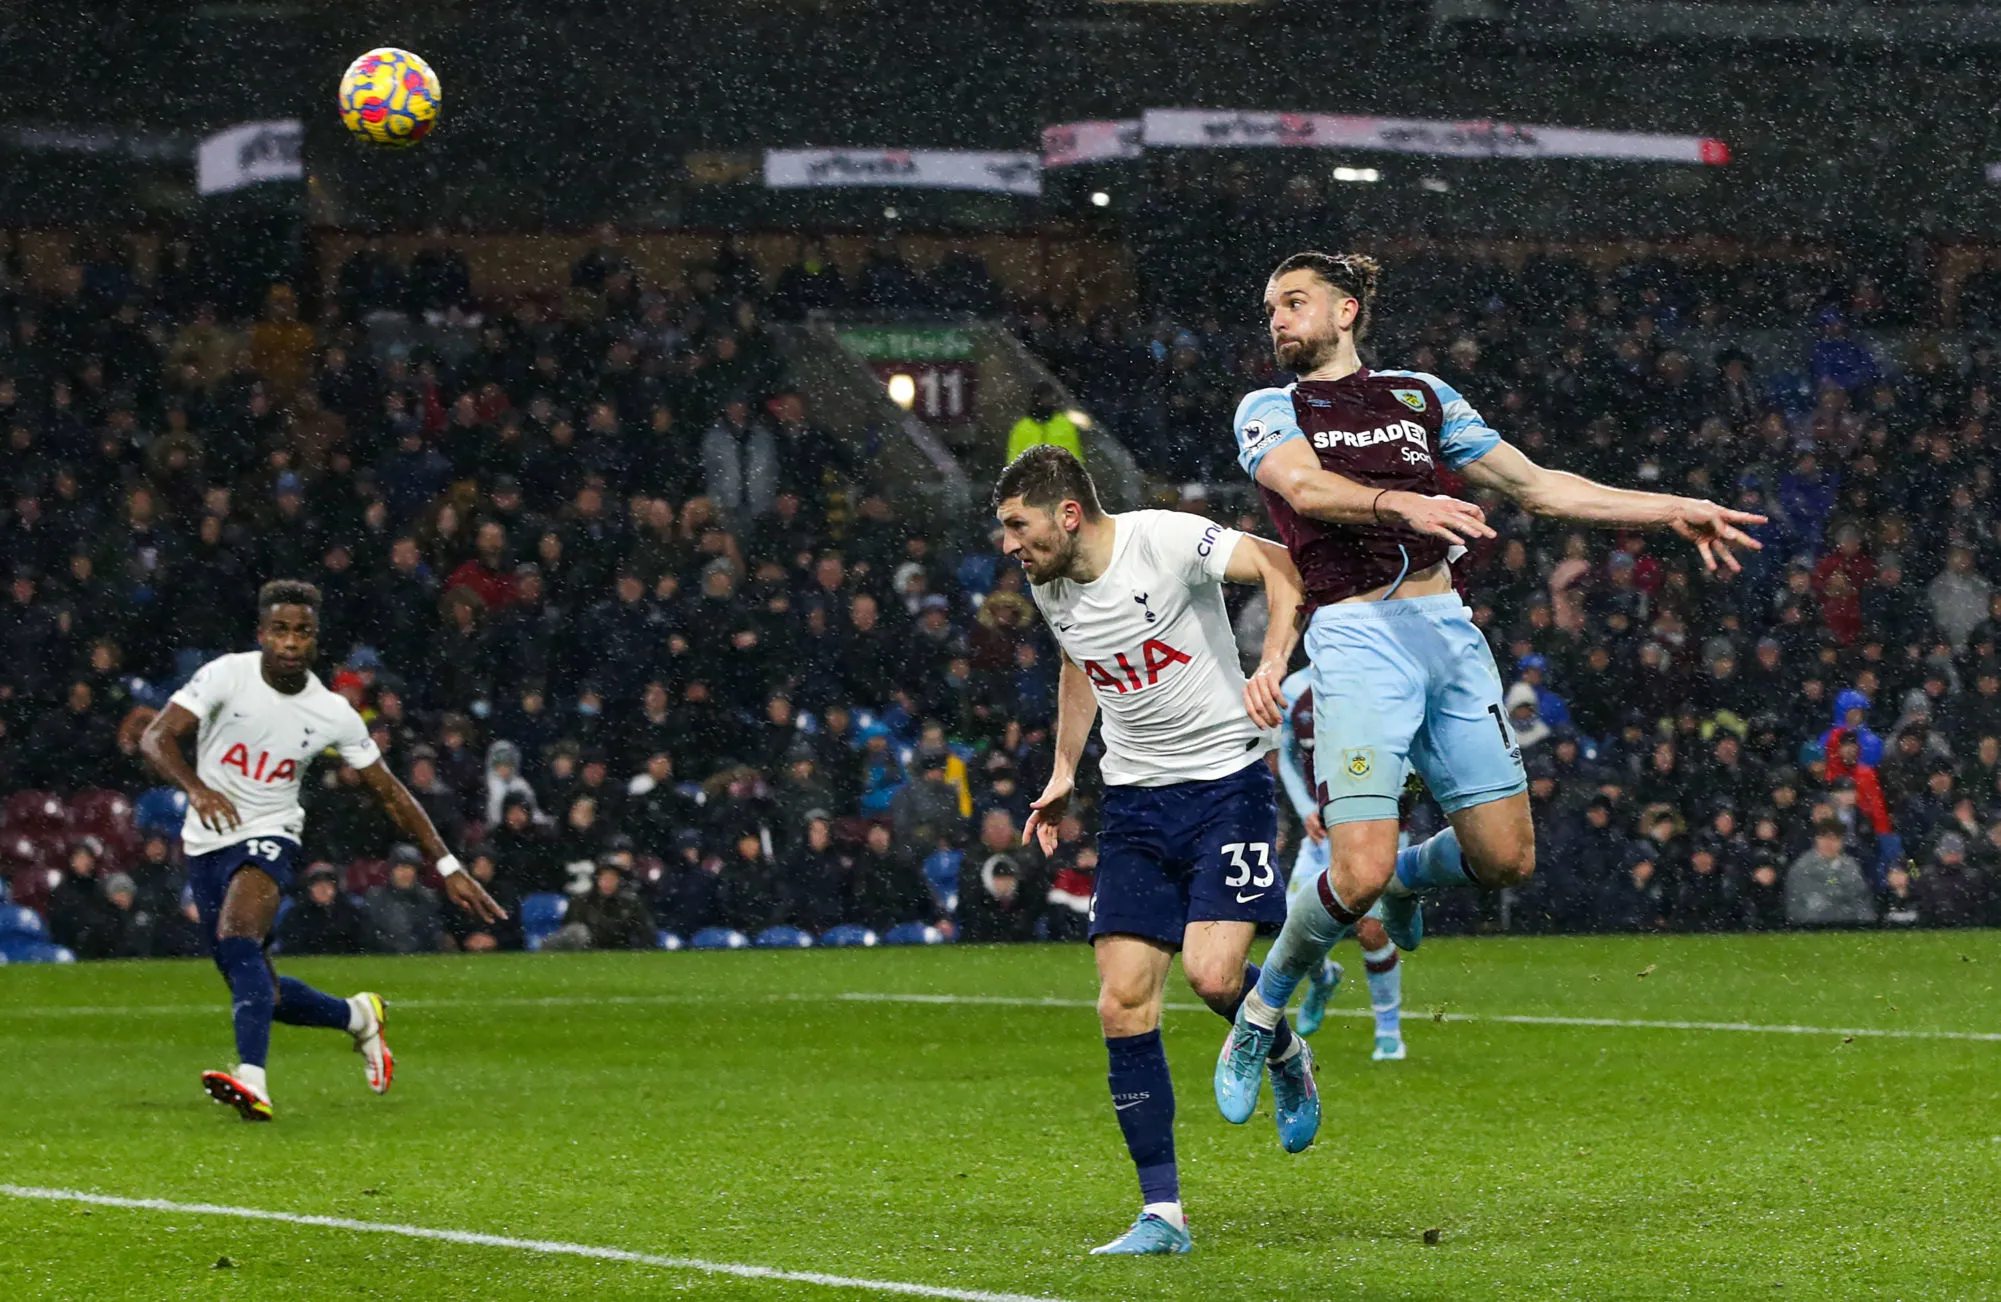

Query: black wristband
(1372, 488), (1390, 523)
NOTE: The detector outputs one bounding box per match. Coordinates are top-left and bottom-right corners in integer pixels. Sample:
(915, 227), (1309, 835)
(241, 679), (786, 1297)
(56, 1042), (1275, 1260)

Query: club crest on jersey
(1343, 748), (1374, 780)
(1392, 388), (1427, 412)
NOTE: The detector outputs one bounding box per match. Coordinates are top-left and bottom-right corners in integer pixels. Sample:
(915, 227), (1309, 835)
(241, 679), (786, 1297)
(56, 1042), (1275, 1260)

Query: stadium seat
(655, 930), (683, 951)
(2, 791), (66, 834)
(520, 892), (568, 951)
(0, 904), (48, 938)
(922, 848), (962, 913)
(133, 787), (188, 836)
(689, 927), (749, 950)
(881, 922), (946, 946)
(6, 866), (58, 915)
(753, 925), (813, 949)
(344, 858), (389, 894)
(817, 924), (878, 948)
(66, 789), (140, 857)
(0, 936), (74, 964)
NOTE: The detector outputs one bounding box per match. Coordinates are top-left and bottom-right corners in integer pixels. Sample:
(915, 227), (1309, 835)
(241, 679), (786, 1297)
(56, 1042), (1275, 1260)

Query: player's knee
(1356, 916), (1390, 951)
(1096, 985), (1158, 1038)
(1467, 835), (1536, 888)
(1182, 958), (1244, 1013)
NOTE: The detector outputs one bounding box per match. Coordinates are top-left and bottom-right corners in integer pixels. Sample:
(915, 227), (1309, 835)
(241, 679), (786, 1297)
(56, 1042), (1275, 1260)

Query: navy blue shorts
(187, 836), (302, 944)
(1090, 759), (1284, 949)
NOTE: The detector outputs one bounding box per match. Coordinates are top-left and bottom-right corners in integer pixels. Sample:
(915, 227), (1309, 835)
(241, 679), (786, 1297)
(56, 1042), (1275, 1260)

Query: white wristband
(435, 854), (464, 878)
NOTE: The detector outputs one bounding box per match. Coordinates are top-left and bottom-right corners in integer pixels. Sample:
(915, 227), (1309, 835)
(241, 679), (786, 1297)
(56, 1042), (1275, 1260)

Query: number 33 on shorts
(1221, 842), (1274, 890)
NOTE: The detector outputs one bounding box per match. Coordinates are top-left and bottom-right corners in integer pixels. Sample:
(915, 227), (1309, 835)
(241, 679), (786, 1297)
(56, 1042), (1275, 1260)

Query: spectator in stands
(365, 846), (447, 954)
(769, 237), (847, 321)
(845, 823), (946, 934)
(563, 859), (657, 949)
(1007, 384), (1082, 465)
(1929, 546), (1993, 651)
(701, 396), (779, 529)
(958, 810), (1043, 943)
(1786, 820), (1876, 927)
(46, 842), (112, 955)
(716, 832), (786, 936)
(784, 811), (850, 935)
(278, 863), (377, 956)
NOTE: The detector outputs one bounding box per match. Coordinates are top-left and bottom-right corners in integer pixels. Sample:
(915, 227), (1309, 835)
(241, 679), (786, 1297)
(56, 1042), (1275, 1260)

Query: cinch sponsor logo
(1311, 419), (1429, 451)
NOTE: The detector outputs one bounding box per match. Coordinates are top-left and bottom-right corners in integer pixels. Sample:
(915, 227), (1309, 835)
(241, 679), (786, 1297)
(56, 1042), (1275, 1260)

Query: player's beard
(1276, 324), (1343, 375)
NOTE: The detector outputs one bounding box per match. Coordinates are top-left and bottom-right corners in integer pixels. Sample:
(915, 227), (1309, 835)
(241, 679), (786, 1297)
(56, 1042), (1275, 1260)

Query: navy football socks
(1105, 1030), (1179, 1207)
(274, 977), (353, 1031)
(213, 936), (275, 1069)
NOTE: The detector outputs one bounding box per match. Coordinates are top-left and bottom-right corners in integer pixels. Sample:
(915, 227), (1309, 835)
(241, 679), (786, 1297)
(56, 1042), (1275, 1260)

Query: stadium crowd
(3, 222), (2001, 959)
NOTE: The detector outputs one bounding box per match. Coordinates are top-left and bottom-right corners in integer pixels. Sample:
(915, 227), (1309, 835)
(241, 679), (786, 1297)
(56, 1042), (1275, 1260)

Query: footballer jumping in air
(139, 580), (505, 1121)
(1274, 669), (1404, 1060)
(995, 447), (1309, 1257)
(1215, 252), (1764, 1121)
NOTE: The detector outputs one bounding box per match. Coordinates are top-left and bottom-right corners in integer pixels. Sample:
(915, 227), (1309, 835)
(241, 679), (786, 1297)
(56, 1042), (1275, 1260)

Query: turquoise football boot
(1091, 1212), (1193, 1256)
(1378, 891), (1424, 952)
(1296, 959), (1342, 1038)
(1213, 1003), (1273, 1124)
(1267, 1039), (1320, 1153)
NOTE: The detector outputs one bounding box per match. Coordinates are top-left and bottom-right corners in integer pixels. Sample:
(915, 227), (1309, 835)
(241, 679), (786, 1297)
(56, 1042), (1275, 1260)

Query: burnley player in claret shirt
(1215, 251), (1765, 1126)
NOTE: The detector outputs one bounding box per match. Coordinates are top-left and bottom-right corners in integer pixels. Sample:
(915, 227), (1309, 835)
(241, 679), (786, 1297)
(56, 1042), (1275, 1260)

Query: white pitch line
(0, 1184), (1070, 1302)
(831, 991), (2001, 1043)
(8, 987), (2001, 1043)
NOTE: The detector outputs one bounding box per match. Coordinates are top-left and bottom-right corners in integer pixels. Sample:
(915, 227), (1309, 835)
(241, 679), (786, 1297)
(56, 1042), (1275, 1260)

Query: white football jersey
(167, 651), (380, 855)
(1029, 510), (1274, 787)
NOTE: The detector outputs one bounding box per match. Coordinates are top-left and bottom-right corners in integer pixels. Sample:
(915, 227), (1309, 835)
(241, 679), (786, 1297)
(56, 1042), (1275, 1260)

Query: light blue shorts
(1304, 593), (1527, 826)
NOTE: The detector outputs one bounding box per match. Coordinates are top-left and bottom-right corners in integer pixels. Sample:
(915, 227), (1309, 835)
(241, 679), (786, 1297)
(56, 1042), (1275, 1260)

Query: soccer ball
(338, 48), (441, 148)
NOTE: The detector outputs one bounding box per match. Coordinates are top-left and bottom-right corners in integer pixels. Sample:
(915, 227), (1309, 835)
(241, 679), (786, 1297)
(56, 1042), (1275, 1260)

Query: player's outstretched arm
(1024, 653), (1099, 857)
(138, 703), (241, 834)
(1254, 439), (1495, 546)
(1222, 534), (1304, 728)
(1458, 441), (1767, 573)
(357, 761), (508, 921)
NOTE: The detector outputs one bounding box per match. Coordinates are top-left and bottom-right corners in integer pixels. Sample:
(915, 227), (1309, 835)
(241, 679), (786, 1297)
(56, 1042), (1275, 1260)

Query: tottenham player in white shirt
(139, 580), (504, 1121)
(994, 446), (1310, 1257)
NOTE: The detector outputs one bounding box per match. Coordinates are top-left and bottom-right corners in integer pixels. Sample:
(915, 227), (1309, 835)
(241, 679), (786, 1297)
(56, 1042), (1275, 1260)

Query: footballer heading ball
(339, 48), (440, 148)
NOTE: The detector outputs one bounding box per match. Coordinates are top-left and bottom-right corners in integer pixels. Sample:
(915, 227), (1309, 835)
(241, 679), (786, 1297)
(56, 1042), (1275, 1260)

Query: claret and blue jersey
(1234, 369), (1526, 829)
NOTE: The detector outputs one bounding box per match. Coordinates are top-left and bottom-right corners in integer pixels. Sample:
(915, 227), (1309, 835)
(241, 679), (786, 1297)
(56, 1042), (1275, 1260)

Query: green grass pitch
(3, 932), (2000, 1301)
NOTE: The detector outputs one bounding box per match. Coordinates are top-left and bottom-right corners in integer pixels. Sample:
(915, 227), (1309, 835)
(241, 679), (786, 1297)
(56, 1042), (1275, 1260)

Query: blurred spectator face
(736, 834), (762, 861)
(68, 681), (92, 713)
(309, 877), (338, 906)
(569, 798), (597, 830)
(645, 754), (673, 783)
(1814, 829), (1844, 858)
(980, 810), (1014, 852)
(472, 854), (497, 883)
(866, 824), (892, 853)
(478, 523), (505, 562)
(595, 866), (622, 897)
(989, 865), (1019, 904)
(504, 802), (532, 831)
(808, 819), (831, 851)
(1586, 804), (1611, 829)
(850, 594), (878, 632)
(391, 862), (419, 890)
(412, 757), (438, 788)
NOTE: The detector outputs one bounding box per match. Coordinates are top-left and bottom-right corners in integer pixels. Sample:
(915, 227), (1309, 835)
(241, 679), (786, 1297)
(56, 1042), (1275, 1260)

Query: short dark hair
(992, 444), (1102, 519)
(1813, 819), (1845, 840)
(1270, 250), (1383, 340)
(257, 579), (322, 616)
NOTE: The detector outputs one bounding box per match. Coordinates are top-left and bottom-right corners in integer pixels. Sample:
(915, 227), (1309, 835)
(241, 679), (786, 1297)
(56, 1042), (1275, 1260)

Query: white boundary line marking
(5, 987), (2000, 1043)
(0, 1184), (1070, 1302)
(831, 992), (2001, 1043)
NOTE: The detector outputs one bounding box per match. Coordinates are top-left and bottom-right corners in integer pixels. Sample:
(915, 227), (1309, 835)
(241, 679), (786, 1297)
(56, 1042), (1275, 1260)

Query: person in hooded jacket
(1819, 688), (1882, 767)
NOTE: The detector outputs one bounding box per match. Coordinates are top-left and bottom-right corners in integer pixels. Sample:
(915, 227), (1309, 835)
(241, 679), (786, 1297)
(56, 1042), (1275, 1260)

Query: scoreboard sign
(839, 326), (979, 425)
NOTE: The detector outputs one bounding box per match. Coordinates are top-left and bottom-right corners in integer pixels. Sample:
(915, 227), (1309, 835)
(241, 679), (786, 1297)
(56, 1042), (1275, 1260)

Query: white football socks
(1143, 1201), (1186, 1230)
(235, 1063), (268, 1098)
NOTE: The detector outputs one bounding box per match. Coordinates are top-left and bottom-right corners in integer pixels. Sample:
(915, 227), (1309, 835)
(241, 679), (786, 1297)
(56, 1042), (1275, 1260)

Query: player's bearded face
(1266, 274), (1350, 373)
(998, 501), (1080, 583)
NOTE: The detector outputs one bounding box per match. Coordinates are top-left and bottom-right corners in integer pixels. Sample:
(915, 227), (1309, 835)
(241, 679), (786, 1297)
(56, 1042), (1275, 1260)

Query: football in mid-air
(338, 47), (440, 148)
